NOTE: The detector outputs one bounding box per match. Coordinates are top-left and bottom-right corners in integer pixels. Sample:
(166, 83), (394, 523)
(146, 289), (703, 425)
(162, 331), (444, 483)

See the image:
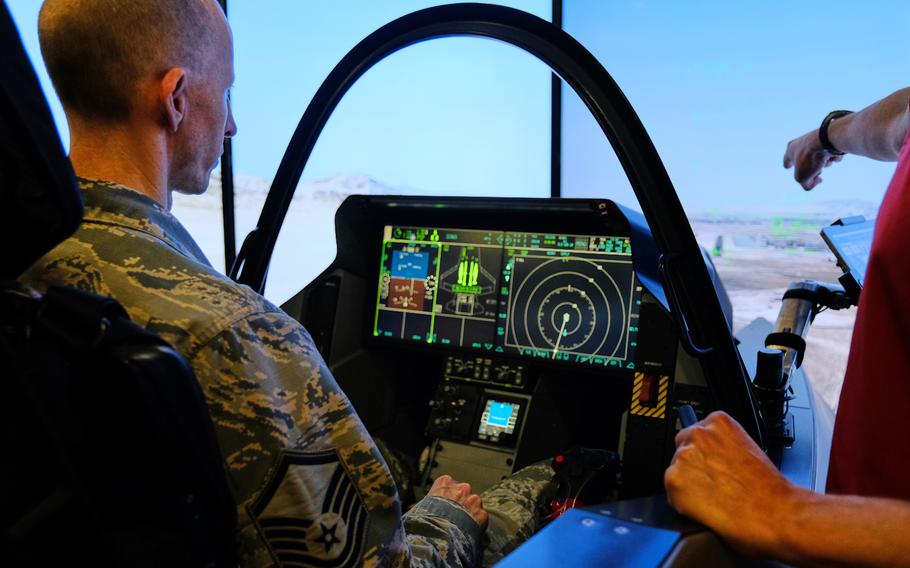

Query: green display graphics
(500, 235), (639, 368)
(443, 248), (495, 316)
(375, 227), (502, 347)
(374, 226), (641, 368)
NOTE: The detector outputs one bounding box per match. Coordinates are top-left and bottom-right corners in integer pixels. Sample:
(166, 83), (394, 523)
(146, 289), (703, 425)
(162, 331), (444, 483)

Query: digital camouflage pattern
(480, 462), (556, 567)
(19, 179), (492, 567)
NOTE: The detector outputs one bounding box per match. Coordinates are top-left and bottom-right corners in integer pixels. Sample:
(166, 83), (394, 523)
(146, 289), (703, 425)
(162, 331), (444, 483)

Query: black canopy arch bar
(217, 0), (236, 271)
(230, 3), (764, 444)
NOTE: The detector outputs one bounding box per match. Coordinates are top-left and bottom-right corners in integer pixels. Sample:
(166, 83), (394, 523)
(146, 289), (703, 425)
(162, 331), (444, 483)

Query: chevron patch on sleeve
(250, 450), (368, 568)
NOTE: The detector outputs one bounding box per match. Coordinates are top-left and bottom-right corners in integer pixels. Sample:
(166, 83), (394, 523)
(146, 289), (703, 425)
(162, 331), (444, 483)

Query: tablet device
(820, 216), (875, 298)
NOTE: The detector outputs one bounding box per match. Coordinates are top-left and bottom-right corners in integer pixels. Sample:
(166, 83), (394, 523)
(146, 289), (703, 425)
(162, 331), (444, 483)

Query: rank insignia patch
(251, 450), (367, 567)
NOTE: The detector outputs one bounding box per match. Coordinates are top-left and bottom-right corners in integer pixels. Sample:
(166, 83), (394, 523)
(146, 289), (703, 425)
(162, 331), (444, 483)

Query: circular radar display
(507, 257), (633, 360)
(537, 286), (596, 351)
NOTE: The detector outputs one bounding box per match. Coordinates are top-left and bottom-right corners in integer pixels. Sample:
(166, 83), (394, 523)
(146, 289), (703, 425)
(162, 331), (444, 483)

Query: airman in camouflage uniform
(21, 179), (555, 566)
(30, 0), (555, 563)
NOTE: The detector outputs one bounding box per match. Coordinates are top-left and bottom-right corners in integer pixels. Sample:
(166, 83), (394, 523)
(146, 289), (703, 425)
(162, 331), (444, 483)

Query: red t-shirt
(827, 125), (910, 498)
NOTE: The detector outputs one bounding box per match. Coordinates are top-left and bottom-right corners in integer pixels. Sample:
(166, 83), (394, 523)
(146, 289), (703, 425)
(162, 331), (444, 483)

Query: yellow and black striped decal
(630, 372), (670, 419)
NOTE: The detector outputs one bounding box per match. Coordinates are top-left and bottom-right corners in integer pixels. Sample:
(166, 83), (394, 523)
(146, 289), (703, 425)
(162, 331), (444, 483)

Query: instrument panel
(373, 225), (643, 370)
(290, 196), (690, 500)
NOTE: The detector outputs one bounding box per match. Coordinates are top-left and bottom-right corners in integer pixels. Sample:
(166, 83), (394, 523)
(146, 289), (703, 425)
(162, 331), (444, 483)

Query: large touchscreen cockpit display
(373, 226), (641, 369)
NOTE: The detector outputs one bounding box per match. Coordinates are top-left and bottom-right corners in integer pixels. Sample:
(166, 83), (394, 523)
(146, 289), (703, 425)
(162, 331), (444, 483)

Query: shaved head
(38, 0), (227, 122)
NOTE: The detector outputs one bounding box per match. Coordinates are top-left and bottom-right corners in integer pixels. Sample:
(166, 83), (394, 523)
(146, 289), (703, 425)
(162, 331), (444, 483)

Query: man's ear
(160, 67), (189, 133)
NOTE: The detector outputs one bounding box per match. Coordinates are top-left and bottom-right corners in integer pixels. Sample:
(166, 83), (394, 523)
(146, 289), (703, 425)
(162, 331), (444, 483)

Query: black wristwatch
(819, 110), (853, 155)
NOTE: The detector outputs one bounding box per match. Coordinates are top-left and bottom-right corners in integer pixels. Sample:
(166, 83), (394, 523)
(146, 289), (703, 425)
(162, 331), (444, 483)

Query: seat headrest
(0, 2), (80, 279)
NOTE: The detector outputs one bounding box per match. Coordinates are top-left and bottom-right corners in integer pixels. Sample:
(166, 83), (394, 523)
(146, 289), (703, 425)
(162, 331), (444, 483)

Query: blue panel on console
(487, 402), (513, 427)
(391, 250), (429, 279)
(496, 508), (680, 568)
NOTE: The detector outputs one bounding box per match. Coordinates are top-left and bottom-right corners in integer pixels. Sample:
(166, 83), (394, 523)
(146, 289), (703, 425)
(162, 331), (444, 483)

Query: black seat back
(0, 3), (236, 565)
(1, 285), (238, 566)
(0, 1), (80, 279)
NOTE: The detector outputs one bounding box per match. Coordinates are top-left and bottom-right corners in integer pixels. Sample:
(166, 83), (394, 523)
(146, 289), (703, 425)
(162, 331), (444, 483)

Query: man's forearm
(775, 488), (910, 567)
(827, 87), (910, 161)
(667, 413), (910, 566)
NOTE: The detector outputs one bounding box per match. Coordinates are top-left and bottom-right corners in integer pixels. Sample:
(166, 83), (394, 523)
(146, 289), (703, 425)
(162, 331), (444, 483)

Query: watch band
(819, 110), (853, 155)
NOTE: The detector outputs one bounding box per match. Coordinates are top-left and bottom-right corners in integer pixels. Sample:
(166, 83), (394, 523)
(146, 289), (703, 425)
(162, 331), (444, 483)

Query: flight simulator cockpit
(279, 194), (713, 503)
(222, 4), (844, 564)
(4, 0), (866, 565)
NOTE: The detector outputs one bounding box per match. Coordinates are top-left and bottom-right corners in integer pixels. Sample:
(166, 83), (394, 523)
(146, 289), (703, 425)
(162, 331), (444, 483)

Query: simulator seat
(0, 3), (236, 565)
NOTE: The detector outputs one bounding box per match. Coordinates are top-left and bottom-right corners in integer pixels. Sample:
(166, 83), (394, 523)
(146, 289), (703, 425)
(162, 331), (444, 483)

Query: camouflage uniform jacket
(20, 179), (483, 567)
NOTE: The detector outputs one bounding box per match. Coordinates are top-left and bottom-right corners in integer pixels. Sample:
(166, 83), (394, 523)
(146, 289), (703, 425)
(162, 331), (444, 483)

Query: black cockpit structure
(227, 4), (832, 565)
(230, 4), (763, 450)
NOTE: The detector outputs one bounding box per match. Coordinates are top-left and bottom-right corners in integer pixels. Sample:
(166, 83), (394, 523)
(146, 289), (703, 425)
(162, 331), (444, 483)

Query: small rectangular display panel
(373, 226), (642, 369)
(476, 398), (521, 443)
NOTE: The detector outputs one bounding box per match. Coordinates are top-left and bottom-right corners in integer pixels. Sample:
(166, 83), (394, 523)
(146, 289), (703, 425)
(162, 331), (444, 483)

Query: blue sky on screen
(8, 0), (910, 210)
(562, 0), (910, 210)
(228, 0), (551, 197)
